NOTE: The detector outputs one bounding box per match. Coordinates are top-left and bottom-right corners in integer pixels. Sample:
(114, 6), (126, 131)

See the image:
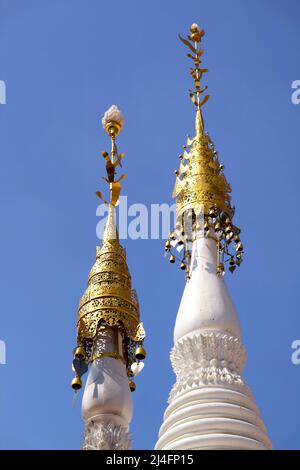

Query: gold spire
(165, 24), (244, 276)
(77, 204), (144, 344)
(72, 106), (145, 390)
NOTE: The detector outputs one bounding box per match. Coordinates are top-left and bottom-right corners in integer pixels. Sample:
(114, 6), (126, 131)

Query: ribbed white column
(155, 235), (272, 450)
(82, 326), (132, 450)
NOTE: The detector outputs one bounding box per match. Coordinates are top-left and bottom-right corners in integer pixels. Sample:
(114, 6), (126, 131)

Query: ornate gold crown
(77, 215), (144, 343)
(174, 114), (233, 219)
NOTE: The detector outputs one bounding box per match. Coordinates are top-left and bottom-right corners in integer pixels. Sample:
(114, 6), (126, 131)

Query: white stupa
(155, 24), (272, 450)
(71, 106), (146, 450)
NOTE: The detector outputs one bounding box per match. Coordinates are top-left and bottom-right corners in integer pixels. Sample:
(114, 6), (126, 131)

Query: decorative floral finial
(189, 23), (205, 42)
(96, 105), (126, 207)
(102, 105), (124, 137)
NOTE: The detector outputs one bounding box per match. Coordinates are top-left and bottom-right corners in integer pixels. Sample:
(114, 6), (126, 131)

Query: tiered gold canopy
(174, 108), (233, 220)
(77, 207), (144, 343)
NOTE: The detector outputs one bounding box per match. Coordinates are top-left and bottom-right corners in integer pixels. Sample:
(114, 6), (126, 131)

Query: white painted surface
(82, 326), (132, 449)
(156, 235), (272, 450)
(82, 356), (132, 427)
(174, 236), (241, 342)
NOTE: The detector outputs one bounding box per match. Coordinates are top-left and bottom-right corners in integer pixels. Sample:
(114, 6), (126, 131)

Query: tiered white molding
(83, 421), (131, 450)
(155, 236), (272, 450)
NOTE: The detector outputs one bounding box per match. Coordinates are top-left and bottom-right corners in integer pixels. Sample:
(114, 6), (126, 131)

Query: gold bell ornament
(135, 347), (146, 360)
(74, 346), (85, 360)
(129, 380), (136, 392)
(71, 375), (82, 391)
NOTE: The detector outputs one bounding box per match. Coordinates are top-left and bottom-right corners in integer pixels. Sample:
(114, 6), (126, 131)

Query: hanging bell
(180, 261), (186, 271)
(169, 232), (176, 240)
(135, 347), (146, 360)
(236, 253), (243, 265)
(229, 265), (236, 274)
(71, 375), (82, 391)
(236, 242), (244, 252)
(129, 380), (136, 392)
(169, 255), (175, 263)
(226, 231), (234, 241)
(165, 240), (171, 251)
(225, 224), (232, 234)
(204, 222), (210, 237)
(74, 346), (85, 360)
(234, 234), (240, 243)
(229, 257), (235, 266)
(214, 222), (223, 237)
(127, 369), (134, 378)
(209, 207), (217, 219)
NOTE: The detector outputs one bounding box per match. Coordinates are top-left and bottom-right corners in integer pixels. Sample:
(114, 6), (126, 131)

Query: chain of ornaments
(71, 328), (146, 393)
(165, 206), (244, 277)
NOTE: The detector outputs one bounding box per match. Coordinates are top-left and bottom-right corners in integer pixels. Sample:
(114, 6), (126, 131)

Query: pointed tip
(103, 204), (119, 243)
(195, 108), (204, 137)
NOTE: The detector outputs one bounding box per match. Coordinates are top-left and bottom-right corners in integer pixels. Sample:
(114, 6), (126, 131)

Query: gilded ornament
(166, 25), (244, 276)
(72, 106), (146, 390)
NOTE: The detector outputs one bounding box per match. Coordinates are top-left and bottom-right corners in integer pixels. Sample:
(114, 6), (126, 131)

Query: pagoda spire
(71, 105), (146, 450)
(168, 24), (241, 277)
(156, 25), (272, 450)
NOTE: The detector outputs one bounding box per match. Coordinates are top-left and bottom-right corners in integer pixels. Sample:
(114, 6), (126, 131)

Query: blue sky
(0, 0), (299, 450)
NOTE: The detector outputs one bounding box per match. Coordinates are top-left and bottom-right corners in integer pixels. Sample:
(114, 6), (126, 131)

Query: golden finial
(166, 25), (244, 277)
(179, 23), (209, 108)
(179, 23), (209, 138)
(71, 106), (146, 390)
(96, 105), (126, 207)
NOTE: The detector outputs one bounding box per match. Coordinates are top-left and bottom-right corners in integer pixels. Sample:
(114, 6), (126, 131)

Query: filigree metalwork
(166, 24), (244, 276)
(77, 233), (142, 342)
(72, 106), (146, 390)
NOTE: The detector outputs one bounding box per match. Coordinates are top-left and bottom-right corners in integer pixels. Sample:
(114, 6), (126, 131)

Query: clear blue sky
(0, 0), (299, 450)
